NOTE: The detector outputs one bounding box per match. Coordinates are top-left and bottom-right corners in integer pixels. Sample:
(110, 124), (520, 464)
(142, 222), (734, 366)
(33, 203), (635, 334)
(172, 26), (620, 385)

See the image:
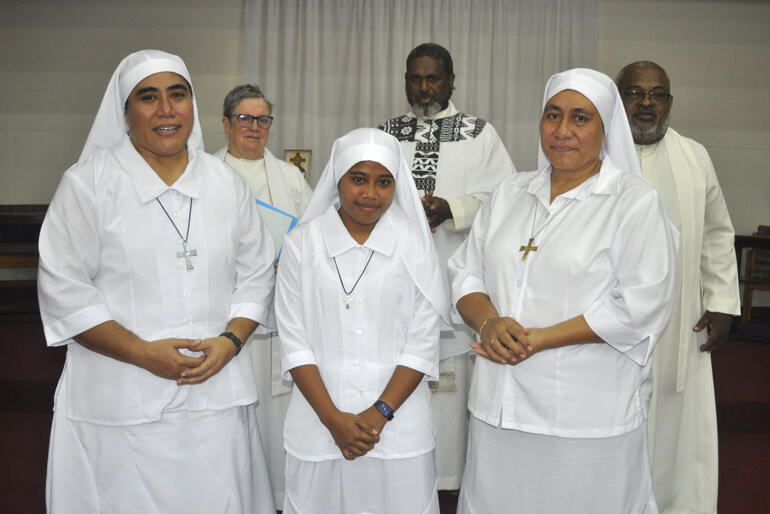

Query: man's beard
(631, 112), (670, 145)
(411, 100), (443, 118)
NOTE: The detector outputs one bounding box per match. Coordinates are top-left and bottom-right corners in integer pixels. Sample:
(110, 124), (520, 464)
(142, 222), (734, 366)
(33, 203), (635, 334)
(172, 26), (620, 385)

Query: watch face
(375, 400), (393, 420)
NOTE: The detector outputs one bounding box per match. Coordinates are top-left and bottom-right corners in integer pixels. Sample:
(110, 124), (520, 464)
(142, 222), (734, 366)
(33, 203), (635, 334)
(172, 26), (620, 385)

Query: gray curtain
(243, 0), (597, 182)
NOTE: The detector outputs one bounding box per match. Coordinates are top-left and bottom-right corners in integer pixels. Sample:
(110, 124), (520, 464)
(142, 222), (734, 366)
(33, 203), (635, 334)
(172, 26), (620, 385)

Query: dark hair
(406, 43), (453, 76)
(615, 61), (670, 89)
(222, 84), (273, 118)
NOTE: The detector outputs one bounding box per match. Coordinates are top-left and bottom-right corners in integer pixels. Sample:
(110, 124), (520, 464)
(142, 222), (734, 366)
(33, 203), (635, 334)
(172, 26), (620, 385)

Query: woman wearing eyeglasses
(214, 84), (314, 511)
(216, 84), (312, 216)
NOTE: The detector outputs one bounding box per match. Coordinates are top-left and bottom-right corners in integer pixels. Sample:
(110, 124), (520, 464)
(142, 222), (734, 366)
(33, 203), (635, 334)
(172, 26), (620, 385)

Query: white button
(516, 280), (522, 287)
(182, 290), (190, 296)
(184, 317), (192, 324)
(354, 329), (363, 335)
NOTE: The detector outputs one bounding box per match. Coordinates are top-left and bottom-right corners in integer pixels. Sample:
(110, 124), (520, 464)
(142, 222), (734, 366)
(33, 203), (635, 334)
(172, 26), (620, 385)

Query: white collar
(320, 204), (395, 258)
(527, 156), (625, 205)
(116, 134), (203, 203)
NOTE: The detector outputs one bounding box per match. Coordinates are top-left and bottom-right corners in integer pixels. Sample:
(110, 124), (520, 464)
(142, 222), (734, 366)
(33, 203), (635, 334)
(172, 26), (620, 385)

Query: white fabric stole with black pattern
(379, 113), (487, 192)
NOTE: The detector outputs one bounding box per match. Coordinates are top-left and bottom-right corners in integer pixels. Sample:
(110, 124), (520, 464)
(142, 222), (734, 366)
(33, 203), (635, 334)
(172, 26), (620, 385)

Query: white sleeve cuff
(584, 304), (653, 366)
(229, 302), (274, 333)
(444, 196), (482, 232)
(42, 304), (113, 347)
(397, 353), (439, 381)
(281, 350), (317, 381)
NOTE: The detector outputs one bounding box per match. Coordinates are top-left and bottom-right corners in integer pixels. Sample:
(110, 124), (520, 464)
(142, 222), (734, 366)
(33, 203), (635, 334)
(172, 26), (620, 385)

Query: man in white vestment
(617, 61), (741, 514)
(379, 43), (516, 489)
(216, 84), (312, 509)
(39, 50), (276, 513)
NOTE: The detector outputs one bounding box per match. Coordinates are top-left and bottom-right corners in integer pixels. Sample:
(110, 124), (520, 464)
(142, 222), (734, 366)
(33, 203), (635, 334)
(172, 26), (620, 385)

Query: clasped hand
(141, 336), (237, 385)
(324, 406), (387, 460)
(421, 191), (452, 232)
(472, 316), (535, 365)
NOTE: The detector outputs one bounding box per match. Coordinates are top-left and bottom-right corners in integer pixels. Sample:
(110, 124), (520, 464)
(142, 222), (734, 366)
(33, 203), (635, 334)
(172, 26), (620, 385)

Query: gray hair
(222, 84), (273, 118)
(615, 61), (670, 89)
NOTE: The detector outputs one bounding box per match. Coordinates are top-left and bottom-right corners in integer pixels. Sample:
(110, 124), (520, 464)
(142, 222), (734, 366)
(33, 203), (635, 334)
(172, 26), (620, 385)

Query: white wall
(0, 0), (243, 205)
(598, 0), (770, 236)
(1, 0), (767, 237)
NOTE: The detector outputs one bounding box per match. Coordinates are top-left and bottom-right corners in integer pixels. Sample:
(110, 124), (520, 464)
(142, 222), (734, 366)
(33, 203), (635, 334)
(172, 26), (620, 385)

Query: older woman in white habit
(215, 84), (313, 510)
(448, 68), (679, 513)
(38, 50), (276, 513)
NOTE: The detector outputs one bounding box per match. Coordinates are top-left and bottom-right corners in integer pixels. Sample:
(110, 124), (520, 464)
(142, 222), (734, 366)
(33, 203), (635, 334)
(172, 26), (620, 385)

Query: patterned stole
(380, 113), (486, 191)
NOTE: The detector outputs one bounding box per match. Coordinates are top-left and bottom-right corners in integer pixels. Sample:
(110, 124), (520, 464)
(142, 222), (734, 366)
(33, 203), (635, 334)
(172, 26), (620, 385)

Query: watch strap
(220, 331), (244, 355)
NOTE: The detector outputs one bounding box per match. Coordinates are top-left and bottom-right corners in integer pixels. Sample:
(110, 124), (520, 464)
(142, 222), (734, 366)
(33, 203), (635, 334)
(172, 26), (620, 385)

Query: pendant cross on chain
(344, 295), (352, 309)
(519, 238), (538, 261)
(177, 241), (198, 270)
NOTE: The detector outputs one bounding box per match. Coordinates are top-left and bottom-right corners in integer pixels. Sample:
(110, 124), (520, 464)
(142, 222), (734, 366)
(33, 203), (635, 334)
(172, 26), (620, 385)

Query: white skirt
(458, 416), (658, 514)
(284, 451), (439, 514)
(46, 404), (275, 514)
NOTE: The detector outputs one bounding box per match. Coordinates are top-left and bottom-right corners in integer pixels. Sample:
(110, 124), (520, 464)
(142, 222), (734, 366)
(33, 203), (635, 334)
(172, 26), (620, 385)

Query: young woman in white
(275, 128), (450, 513)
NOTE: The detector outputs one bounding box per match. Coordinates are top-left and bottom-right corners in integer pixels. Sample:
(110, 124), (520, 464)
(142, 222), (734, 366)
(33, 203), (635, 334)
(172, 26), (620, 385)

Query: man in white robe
(379, 43), (516, 489)
(215, 84), (312, 509)
(617, 61), (741, 514)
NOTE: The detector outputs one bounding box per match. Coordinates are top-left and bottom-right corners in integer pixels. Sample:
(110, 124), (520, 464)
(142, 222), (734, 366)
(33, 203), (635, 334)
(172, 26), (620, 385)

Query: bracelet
(478, 316), (496, 336)
(374, 400), (394, 421)
(220, 331), (244, 355)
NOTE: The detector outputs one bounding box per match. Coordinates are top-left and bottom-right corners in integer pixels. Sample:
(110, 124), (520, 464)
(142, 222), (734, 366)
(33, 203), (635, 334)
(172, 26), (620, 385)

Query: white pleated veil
(537, 68), (641, 176)
(301, 127), (450, 324)
(79, 49), (204, 161)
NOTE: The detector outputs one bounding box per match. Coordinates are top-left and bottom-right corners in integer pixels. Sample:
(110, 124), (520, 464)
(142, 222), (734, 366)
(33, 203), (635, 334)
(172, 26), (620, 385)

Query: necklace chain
(333, 250), (375, 309)
(529, 196), (576, 241)
(519, 196), (577, 261)
(156, 197), (193, 242)
(156, 197), (197, 270)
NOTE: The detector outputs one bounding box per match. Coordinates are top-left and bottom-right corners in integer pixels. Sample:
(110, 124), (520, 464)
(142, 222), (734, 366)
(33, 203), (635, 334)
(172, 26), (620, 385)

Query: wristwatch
(220, 331), (244, 355)
(374, 399), (394, 421)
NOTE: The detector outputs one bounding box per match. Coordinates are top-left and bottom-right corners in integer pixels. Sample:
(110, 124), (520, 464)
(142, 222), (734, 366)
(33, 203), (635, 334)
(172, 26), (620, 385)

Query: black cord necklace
(333, 250), (375, 309)
(156, 197), (196, 270)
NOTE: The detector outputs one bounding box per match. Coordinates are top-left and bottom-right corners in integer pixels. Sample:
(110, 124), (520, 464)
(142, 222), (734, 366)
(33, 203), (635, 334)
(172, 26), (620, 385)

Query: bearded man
(379, 42), (516, 490)
(616, 61), (740, 514)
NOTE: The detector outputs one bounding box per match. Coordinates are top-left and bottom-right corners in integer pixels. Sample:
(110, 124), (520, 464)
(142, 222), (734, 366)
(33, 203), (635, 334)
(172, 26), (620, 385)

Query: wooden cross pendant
(519, 238), (538, 261)
(177, 241), (198, 270)
(344, 295), (352, 309)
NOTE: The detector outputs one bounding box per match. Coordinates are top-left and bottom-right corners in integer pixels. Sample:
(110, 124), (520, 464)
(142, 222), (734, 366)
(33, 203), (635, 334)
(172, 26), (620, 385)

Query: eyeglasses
(621, 88), (672, 104)
(232, 114), (274, 129)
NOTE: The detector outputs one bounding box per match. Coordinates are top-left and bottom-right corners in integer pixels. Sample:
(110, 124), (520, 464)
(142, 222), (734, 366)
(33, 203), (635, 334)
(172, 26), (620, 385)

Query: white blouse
(448, 157), (678, 438)
(276, 205), (441, 461)
(38, 135), (276, 425)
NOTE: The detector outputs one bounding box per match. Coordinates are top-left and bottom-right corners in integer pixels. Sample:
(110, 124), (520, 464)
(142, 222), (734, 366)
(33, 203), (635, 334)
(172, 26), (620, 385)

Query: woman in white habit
(275, 127), (450, 513)
(448, 68), (679, 513)
(38, 50), (276, 513)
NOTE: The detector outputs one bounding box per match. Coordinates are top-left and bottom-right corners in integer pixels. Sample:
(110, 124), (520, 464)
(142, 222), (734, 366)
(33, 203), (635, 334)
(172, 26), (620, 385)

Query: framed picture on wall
(283, 149), (312, 183)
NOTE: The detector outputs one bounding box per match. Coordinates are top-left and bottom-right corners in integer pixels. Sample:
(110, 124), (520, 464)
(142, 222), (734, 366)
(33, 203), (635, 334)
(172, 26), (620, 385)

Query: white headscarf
(537, 68), (641, 176)
(302, 127), (450, 324)
(79, 49), (204, 162)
